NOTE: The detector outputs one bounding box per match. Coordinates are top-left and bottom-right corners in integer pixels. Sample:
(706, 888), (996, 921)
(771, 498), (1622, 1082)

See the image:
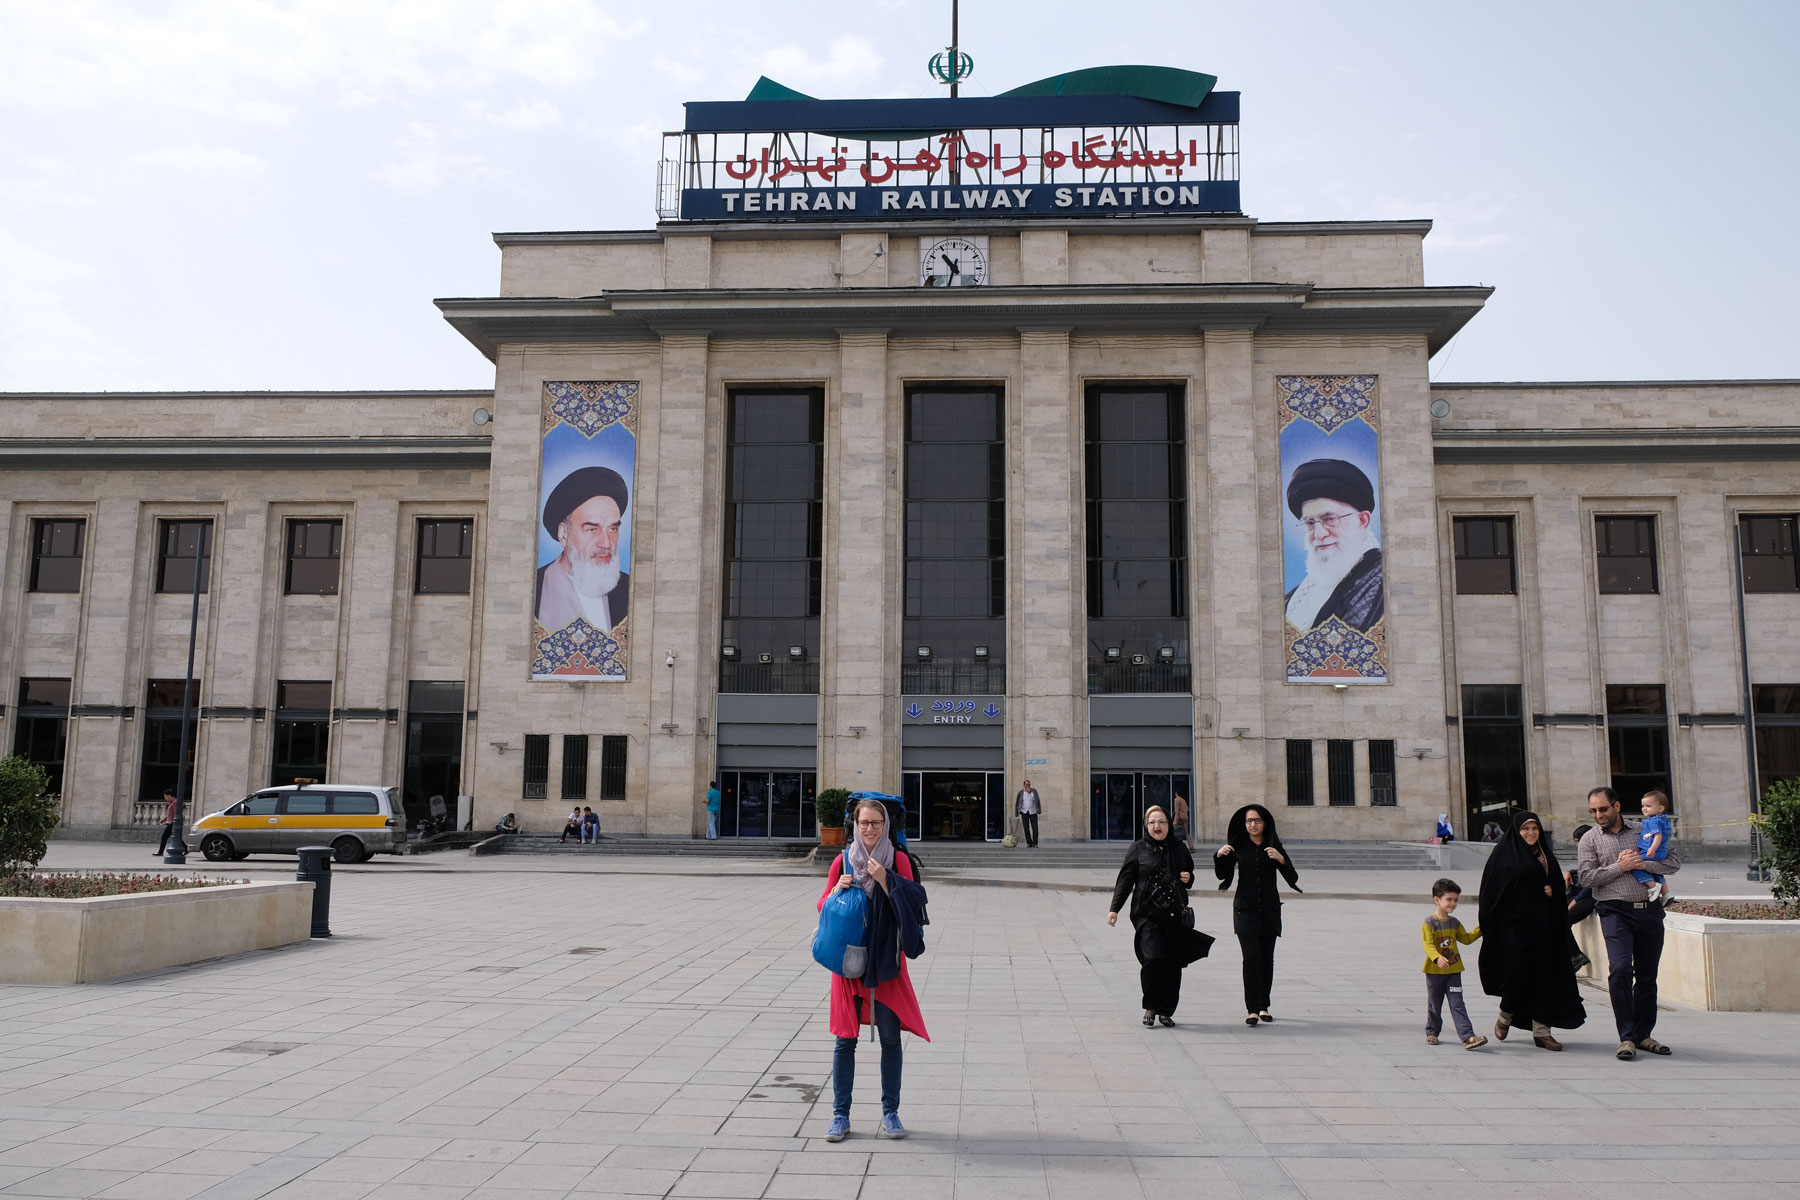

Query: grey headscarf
(844, 801), (897, 898)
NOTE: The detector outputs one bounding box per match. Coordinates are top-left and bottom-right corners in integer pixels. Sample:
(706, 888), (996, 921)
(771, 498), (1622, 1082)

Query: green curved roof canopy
(996, 65), (1217, 108)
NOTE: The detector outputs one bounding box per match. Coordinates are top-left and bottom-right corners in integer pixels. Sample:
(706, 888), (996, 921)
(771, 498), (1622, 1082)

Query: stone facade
(4, 223), (1795, 848)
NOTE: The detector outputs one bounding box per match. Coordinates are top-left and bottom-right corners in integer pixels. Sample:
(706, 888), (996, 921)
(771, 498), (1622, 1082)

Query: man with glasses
(1283, 458), (1384, 634)
(1576, 786), (1682, 1060)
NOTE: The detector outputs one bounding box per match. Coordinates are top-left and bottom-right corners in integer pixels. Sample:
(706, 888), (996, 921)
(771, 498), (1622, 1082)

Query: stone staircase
(484, 834), (815, 860)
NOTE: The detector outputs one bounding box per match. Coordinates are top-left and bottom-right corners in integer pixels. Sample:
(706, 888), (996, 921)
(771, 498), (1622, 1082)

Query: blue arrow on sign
(983, 704), (1001, 719)
(905, 703), (923, 719)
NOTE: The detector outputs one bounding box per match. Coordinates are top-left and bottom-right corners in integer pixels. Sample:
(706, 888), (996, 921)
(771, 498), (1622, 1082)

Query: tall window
(12, 679), (71, 795)
(1753, 685), (1800, 801)
(904, 387), (1004, 693)
(403, 681), (465, 832)
(1606, 684), (1670, 813)
(1741, 514), (1800, 593)
(286, 520), (343, 595)
(600, 734), (627, 800)
(272, 681), (331, 786)
(1462, 684), (1526, 832)
(139, 678), (201, 800)
(156, 520), (212, 593)
(1285, 739), (1314, 806)
(1369, 739), (1397, 806)
(721, 389), (823, 694)
(29, 519), (86, 593)
(1452, 516), (1515, 595)
(1085, 385), (1188, 694)
(1595, 515), (1658, 595)
(1327, 739), (1356, 806)
(417, 518), (475, 594)
(562, 734), (589, 800)
(521, 735), (549, 799)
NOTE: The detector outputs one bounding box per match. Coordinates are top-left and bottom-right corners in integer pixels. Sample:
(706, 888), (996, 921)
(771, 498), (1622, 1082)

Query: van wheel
(332, 837), (364, 864)
(201, 835), (234, 863)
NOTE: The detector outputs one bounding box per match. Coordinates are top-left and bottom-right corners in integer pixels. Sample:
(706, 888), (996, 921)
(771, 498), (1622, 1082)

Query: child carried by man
(1631, 790), (1675, 904)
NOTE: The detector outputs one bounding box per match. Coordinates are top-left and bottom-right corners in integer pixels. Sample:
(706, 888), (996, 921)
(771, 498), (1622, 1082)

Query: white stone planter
(1574, 909), (1800, 1012)
(0, 880), (314, 984)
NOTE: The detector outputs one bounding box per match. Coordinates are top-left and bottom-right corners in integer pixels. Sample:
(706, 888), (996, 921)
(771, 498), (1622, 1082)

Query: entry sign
(902, 696), (1003, 724)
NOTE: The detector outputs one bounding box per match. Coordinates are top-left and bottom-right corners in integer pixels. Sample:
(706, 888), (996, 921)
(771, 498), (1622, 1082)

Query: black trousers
(1019, 812), (1038, 846)
(156, 822), (174, 854)
(1237, 930), (1278, 1012)
(1599, 901), (1665, 1043)
(1140, 958), (1182, 1015)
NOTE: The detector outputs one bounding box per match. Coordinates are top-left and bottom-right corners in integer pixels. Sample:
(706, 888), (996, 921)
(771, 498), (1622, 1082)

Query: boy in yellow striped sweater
(1423, 877), (1487, 1048)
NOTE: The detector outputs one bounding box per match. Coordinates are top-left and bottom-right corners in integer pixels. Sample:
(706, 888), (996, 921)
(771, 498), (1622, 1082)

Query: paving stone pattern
(0, 849), (1795, 1199)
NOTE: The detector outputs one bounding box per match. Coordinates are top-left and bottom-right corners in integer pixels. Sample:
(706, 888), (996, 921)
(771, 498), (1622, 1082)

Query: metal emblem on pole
(929, 0), (971, 98)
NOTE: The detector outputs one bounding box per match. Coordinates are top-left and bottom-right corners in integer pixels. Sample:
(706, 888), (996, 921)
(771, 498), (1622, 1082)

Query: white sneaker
(1645, 881), (1662, 903)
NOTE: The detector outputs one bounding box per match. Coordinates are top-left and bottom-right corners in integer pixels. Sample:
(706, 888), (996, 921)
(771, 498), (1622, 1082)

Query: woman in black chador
(1107, 806), (1215, 1027)
(1213, 804), (1302, 1026)
(1477, 811), (1586, 1050)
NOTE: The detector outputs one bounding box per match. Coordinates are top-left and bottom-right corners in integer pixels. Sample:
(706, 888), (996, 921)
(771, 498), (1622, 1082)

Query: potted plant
(816, 788), (851, 847)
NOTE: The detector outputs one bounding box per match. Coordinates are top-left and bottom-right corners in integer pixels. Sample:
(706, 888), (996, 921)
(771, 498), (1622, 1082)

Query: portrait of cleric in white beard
(1282, 458), (1383, 634)
(535, 466), (631, 634)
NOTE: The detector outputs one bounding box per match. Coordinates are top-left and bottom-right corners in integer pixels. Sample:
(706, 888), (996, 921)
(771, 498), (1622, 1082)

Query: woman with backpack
(1107, 805), (1213, 1027)
(816, 798), (929, 1142)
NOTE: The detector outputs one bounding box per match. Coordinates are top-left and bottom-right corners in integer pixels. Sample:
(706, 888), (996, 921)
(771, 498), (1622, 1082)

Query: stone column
(822, 331), (897, 792)
(333, 499), (402, 783)
(1530, 496), (1608, 811)
(645, 333), (712, 833)
(1012, 328), (1084, 839)
(199, 500), (272, 802)
(1200, 328), (1268, 822)
(1675, 493), (1752, 846)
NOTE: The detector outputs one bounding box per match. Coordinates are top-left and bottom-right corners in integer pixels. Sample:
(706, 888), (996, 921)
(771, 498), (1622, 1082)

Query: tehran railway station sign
(658, 65), (1240, 223)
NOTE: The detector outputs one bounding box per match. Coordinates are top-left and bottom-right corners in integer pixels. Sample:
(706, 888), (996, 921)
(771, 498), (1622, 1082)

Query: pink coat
(818, 852), (930, 1041)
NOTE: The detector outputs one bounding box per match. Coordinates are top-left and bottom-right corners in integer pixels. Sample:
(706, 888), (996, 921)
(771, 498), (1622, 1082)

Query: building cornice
(492, 218), (1433, 245)
(1434, 426), (1800, 465)
(1432, 379), (1800, 390)
(436, 284), (1488, 361)
(0, 436), (492, 472)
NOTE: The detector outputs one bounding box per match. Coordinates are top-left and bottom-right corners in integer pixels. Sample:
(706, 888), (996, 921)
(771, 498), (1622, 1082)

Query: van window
(285, 792), (329, 815)
(332, 792), (380, 816)
(244, 794), (281, 816)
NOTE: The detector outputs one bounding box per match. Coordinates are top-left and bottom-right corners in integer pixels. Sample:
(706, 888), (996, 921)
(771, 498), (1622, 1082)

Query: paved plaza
(0, 844), (1794, 1200)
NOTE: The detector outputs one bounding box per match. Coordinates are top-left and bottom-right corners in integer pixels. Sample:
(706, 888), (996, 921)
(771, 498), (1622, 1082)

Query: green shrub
(0, 872), (246, 899)
(0, 756), (59, 878)
(816, 788), (852, 830)
(1757, 778), (1800, 908)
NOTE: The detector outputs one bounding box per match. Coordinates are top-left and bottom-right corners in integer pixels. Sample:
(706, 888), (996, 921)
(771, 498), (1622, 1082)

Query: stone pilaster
(333, 499), (401, 783)
(199, 500), (272, 801)
(822, 331), (897, 792)
(1012, 328), (1084, 839)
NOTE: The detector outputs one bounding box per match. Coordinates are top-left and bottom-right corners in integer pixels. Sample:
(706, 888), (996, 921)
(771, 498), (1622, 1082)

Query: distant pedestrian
(1172, 791), (1191, 846)
(560, 806), (583, 843)
(1477, 811), (1585, 1051)
(1108, 806), (1213, 1027)
(818, 798), (929, 1142)
(1435, 813), (1455, 842)
(155, 788), (178, 856)
(1214, 805), (1301, 1025)
(1015, 779), (1041, 848)
(581, 806), (600, 843)
(1421, 878), (1486, 1048)
(705, 780), (721, 840)
(1578, 787), (1681, 1061)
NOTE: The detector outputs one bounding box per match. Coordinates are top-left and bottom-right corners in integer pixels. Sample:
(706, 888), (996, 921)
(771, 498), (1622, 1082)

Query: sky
(2, 0), (1796, 393)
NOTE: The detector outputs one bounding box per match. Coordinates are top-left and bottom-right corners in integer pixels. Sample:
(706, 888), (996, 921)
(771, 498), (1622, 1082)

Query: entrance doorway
(901, 771), (1005, 841)
(1089, 772), (1192, 841)
(403, 681), (464, 832)
(717, 770), (817, 838)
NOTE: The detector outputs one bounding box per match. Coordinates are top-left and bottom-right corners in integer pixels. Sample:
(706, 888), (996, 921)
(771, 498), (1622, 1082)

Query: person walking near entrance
(155, 787), (179, 856)
(1107, 805), (1213, 1026)
(1577, 787), (1681, 1060)
(1015, 779), (1041, 847)
(1214, 805), (1302, 1025)
(705, 780), (721, 840)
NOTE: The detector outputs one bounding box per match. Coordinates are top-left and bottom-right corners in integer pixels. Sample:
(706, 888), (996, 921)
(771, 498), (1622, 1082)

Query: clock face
(920, 237), (988, 287)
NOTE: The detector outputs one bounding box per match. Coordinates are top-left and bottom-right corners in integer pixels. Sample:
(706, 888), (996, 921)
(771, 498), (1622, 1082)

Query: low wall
(0, 881), (314, 984)
(1574, 909), (1800, 1012)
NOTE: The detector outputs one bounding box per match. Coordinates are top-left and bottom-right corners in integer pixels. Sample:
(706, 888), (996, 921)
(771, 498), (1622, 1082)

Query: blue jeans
(706, 810), (719, 839)
(832, 996), (901, 1118)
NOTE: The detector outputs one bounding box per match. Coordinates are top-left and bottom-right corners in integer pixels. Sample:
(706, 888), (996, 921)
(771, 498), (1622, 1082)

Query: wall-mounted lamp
(1039, 726), (1057, 738)
(787, 645), (806, 661)
(490, 741), (513, 754)
(1158, 646), (1176, 660)
(1105, 646), (1122, 661)
(973, 645), (989, 659)
(916, 646), (932, 660)
(1412, 746), (1431, 760)
(472, 408), (493, 426)
(1232, 727), (1250, 739)
(721, 645), (738, 661)
(849, 725), (866, 739)
(1332, 682), (1350, 692)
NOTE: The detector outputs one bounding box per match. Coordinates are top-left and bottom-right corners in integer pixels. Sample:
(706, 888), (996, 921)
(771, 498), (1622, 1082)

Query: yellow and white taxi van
(192, 783), (406, 863)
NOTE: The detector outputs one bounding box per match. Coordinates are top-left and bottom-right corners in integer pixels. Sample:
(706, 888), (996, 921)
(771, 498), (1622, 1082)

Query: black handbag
(1144, 867), (1187, 923)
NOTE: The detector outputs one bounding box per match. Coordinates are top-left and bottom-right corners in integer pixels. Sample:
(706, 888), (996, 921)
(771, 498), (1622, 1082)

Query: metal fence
(719, 661), (821, 695)
(1087, 661), (1191, 695)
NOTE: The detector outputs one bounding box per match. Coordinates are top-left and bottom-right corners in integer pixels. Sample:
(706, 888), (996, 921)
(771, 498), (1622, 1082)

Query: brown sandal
(1533, 1034), (1564, 1051)
(1493, 1018), (1509, 1042)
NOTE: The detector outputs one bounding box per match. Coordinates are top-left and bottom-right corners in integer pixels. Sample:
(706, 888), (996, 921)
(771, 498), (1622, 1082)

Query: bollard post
(296, 846), (333, 938)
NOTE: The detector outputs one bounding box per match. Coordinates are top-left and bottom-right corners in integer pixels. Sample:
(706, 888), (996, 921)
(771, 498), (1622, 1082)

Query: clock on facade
(919, 236), (988, 287)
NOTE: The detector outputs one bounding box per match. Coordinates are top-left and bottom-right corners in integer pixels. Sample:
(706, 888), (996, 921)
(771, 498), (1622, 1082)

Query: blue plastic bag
(812, 882), (869, 978)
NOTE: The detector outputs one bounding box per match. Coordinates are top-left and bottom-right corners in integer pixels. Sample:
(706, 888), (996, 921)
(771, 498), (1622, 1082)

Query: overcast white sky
(2, 0), (1795, 392)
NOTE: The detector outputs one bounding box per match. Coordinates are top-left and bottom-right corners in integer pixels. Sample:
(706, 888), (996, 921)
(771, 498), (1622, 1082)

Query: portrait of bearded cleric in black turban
(1282, 457), (1383, 635)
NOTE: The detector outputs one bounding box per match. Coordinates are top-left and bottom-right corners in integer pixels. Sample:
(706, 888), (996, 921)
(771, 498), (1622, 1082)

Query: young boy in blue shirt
(1631, 790), (1674, 904)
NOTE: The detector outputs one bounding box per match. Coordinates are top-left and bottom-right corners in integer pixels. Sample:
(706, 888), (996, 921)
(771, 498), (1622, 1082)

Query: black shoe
(1158, 1014), (1175, 1027)
(1142, 1010), (1155, 1027)
(1258, 1011), (1274, 1023)
(1245, 1014), (1259, 1026)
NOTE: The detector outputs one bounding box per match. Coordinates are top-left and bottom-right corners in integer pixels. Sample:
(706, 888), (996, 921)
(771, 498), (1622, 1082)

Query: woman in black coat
(1477, 811), (1585, 1050)
(1213, 804), (1301, 1025)
(1107, 806), (1215, 1027)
